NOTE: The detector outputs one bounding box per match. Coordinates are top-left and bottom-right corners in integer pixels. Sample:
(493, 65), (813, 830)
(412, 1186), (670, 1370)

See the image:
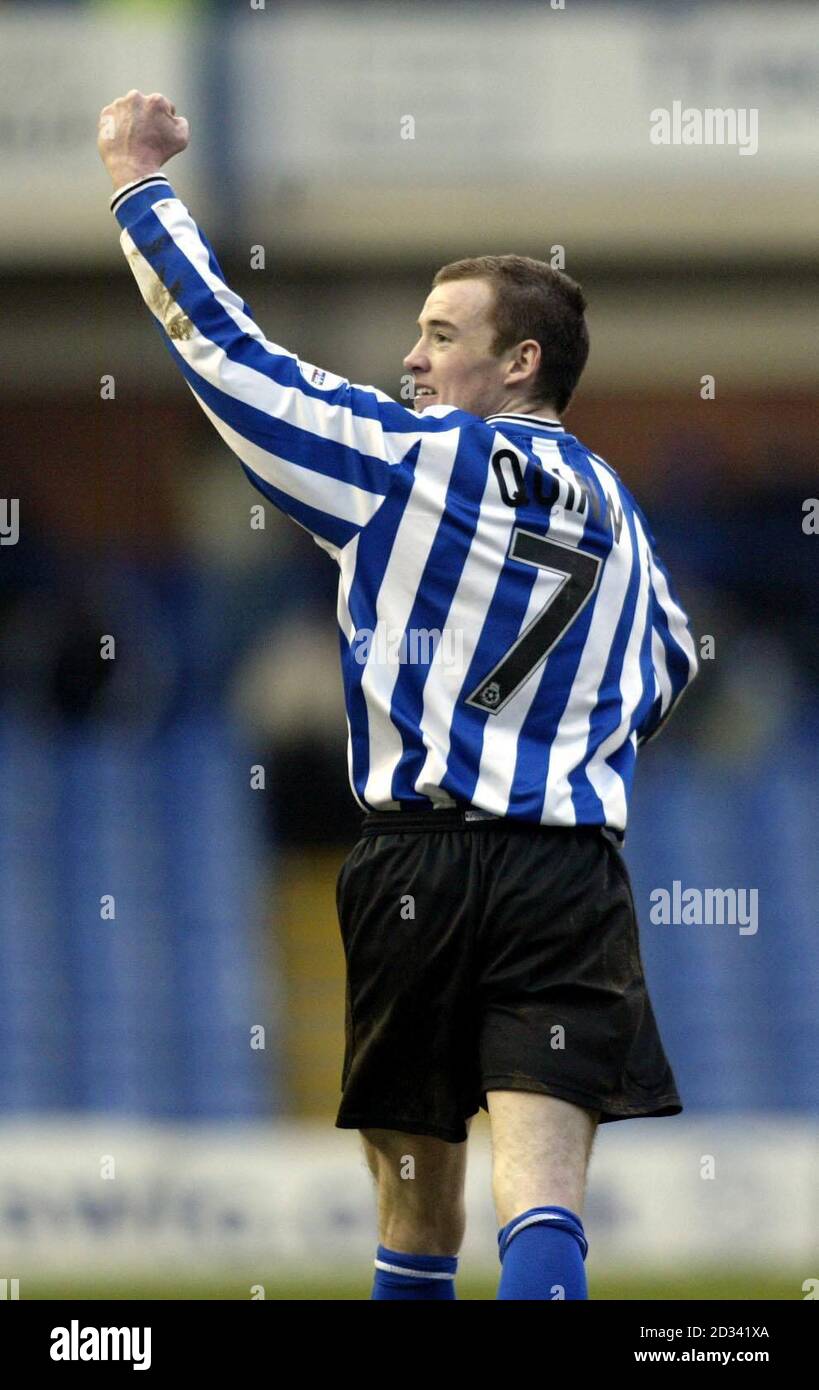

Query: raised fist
(97, 89), (189, 189)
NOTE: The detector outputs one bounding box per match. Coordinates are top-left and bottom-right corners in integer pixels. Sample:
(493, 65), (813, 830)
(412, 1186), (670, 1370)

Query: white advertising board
(0, 1116), (814, 1280)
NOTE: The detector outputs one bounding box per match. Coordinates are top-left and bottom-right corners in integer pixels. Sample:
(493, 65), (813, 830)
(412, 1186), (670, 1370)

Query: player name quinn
(491, 449), (624, 542)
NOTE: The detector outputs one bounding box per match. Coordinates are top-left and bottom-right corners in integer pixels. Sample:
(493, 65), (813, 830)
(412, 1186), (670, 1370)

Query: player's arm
(97, 91), (461, 555)
(636, 544), (699, 747)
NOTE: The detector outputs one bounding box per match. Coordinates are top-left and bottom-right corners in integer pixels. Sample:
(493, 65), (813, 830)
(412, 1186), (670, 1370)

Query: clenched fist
(97, 89), (189, 190)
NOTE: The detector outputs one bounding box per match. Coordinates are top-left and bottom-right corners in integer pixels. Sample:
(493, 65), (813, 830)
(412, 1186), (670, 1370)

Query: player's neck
(486, 401), (562, 423)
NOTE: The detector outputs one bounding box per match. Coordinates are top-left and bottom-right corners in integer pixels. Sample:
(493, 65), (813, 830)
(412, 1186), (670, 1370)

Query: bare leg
(360, 1121), (472, 1255)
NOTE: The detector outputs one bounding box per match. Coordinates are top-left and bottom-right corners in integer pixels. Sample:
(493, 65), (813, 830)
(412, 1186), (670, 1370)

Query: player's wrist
(106, 160), (165, 193)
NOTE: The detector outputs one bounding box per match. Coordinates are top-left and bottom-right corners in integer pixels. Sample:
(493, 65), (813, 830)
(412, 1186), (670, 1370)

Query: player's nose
(403, 341), (427, 370)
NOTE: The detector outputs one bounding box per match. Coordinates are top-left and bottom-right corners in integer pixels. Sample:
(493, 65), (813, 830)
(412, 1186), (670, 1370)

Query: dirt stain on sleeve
(127, 248), (195, 340)
(148, 279), (195, 341)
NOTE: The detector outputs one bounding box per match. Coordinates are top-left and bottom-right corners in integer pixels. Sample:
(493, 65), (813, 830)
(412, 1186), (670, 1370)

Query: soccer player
(97, 91), (698, 1301)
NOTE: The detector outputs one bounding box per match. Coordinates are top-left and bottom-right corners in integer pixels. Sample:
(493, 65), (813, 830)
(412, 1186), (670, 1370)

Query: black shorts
(334, 809), (682, 1143)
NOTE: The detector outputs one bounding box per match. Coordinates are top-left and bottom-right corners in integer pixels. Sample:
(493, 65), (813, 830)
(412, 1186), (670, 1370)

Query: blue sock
(497, 1205), (588, 1300)
(371, 1244), (458, 1300)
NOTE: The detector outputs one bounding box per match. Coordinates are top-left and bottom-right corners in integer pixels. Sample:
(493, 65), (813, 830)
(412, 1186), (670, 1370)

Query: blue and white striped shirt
(112, 175), (698, 831)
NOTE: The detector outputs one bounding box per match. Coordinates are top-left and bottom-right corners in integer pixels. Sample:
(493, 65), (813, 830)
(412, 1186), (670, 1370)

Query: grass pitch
(19, 1268), (803, 1300)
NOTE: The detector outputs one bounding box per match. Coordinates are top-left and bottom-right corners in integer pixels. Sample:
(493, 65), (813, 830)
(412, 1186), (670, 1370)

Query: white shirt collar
(484, 412), (564, 430)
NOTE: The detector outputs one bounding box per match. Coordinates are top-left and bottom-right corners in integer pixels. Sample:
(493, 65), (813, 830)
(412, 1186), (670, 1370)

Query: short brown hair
(431, 254), (589, 414)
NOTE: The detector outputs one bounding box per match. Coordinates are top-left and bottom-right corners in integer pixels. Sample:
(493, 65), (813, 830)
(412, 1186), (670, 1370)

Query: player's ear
(504, 339), (540, 386)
